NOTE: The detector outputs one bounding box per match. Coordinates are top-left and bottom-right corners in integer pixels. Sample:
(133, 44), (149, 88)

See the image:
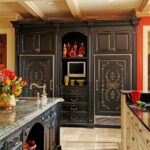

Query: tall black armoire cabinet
(92, 20), (138, 126)
(12, 22), (58, 97)
(12, 19), (139, 127)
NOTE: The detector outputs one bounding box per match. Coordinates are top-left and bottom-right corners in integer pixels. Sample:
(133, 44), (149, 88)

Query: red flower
(0, 64), (27, 99)
(21, 80), (27, 86)
(3, 70), (15, 79)
(0, 64), (5, 70)
(12, 86), (18, 91)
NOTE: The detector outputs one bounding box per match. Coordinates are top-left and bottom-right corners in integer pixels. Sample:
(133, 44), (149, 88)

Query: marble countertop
(128, 104), (150, 131)
(121, 90), (150, 131)
(0, 97), (64, 141)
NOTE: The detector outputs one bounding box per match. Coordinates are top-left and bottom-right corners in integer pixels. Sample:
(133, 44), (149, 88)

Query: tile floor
(60, 127), (121, 150)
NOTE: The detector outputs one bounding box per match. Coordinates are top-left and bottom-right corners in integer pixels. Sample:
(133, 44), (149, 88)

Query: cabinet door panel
(19, 55), (54, 97)
(96, 32), (111, 52)
(94, 55), (132, 115)
(94, 28), (133, 53)
(21, 32), (55, 54)
(21, 33), (36, 53)
(39, 33), (55, 54)
(115, 32), (131, 51)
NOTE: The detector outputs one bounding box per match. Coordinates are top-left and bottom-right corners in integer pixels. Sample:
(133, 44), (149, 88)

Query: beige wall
(0, 21), (15, 71)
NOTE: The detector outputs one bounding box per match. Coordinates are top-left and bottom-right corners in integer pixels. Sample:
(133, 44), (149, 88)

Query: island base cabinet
(45, 118), (59, 150)
(121, 94), (150, 150)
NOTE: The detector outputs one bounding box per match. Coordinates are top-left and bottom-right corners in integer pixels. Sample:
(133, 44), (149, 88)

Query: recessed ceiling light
(108, 0), (115, 2)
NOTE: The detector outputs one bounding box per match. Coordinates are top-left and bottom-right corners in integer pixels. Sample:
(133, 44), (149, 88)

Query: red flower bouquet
(0, 64), (27, 102)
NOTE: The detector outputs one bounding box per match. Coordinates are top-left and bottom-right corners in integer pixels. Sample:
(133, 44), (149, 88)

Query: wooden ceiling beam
(0, 0), (47, 20)
(135, 0), (150, 17)
(65, 0), (82, 18)
(18, 0), (47, 20)
(138, 0), (149, 11)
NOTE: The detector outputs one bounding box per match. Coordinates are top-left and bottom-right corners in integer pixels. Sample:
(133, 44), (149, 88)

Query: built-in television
(67, 61), (86, 77)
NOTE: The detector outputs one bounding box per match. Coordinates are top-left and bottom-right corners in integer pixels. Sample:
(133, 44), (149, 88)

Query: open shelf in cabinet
(61, 32), (88, 87)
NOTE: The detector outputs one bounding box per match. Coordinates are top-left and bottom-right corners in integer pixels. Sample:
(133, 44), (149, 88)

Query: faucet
(30, 83), (47, 105)
(30, 83), (46, 94)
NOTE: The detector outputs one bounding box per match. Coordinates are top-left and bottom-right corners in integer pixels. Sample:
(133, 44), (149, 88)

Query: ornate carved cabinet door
(19, 55), (54, 97)
(94, 54), (132, 115)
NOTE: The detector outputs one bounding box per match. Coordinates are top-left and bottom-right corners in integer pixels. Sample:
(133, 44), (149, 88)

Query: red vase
(128, 90), (141, 104)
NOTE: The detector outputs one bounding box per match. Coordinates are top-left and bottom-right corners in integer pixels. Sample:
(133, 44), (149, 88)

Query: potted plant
(0, 64), (27, 109)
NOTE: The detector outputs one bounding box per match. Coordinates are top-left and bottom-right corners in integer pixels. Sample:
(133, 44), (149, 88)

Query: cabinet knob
(139, 129), (142, 132)
(146, 139), (150, 143)
(41, 116), (45, 120)
(70, 98), (78, 102)
(35, 48), (40, 52)
(70, 107), (78, 111)
(132, 137), (135, 141)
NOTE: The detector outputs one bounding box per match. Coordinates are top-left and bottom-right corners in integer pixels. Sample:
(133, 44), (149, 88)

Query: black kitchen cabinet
(61, 86), (88, 126)
(5, 130), (23, 150)
(12, 19), (139, 127)
(94, 54), (132, 116)
(0, 102), (62, 150)
(93, 26), (133, 53)
(59, 30), (90, 126)
(12, 22), (57, 97)
(21, 31), (55, 54)
(19, 55), (54, 97)
(44, 105), (60, 150)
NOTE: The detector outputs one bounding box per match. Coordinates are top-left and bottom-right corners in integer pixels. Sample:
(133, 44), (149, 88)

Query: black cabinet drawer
(61, 112), (88, 123)
(41, 105), (57, 123)
(6, 130), (23, 150)
(61, 86), (88, 95)
(61, 103), (87, 112)
(62, 95), (87, 102)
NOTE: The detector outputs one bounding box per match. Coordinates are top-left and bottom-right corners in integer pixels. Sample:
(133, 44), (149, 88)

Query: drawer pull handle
(71, 89), (78, 92)
(132, 137), (135, 141)
(70, 98), (78, 102)
(70, 116), (78, 120)
(70, 107), (78, 111)
(96, 80), (99, 91)
(139, 129), (142, 132)
(50, 80), (53, 91)
(146, 139), (150, 143)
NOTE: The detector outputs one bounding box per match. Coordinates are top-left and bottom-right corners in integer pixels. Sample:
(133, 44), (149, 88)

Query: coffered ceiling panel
(0, 0), (149, 21)
(77, 0), (142, 19)
(34, 0), (72, 18)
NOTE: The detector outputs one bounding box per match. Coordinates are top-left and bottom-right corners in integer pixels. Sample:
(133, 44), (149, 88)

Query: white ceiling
(0, 0), (150, 21)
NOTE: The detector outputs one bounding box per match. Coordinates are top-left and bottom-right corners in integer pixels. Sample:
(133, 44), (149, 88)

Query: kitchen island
(0, 97), (64, 150)
(121, 91), (150, 150)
